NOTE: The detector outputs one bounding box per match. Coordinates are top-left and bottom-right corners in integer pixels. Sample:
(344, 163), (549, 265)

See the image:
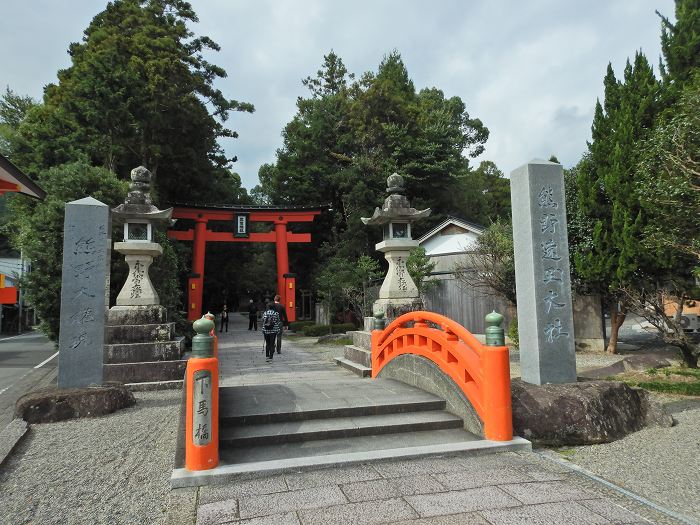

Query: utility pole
(17, 252), (24, 334)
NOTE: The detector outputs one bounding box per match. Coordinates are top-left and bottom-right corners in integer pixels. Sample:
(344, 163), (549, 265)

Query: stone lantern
(111, 166), (172, 306)
(361, 173), (430, 319)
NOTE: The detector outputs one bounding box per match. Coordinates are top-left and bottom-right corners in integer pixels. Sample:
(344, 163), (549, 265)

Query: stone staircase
(103, 305), (186, 385)
(216, 378), (477, 468)
(334, 330), (373, 377)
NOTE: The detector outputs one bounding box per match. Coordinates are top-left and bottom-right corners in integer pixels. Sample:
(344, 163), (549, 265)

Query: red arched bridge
(371, 311), (513, 441)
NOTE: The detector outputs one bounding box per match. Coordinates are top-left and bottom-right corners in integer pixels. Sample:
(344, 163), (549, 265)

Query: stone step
(343, 344), (372, 368)
(220, 410), (463, 447)
(349, 330), (372, 351)
(104, 338), (184, 364)
(343, 345), (372, 367)
(107, 305), (167, 325)
(105, 322), (175, 344)
(220, 428), (481, 467)
(218, 379), (446, 425)
(103, 359), (187, 383)
(334, 357), (372, 378)
(172, 433), (532, 487)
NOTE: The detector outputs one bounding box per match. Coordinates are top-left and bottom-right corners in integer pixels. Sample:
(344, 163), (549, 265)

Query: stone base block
(104, 360), (187, 384)
(104, 337), (185, 364)
(350, 330), (372, 351)
(373, 298), (423, 321)
(511, 379), (674, 446)
(108, 305), (167, 325)
(106, 322), (174, 344)
(15, 385), (135, 424)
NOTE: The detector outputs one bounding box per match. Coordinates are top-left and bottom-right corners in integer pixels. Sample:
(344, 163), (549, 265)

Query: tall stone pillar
(511, 159), (576, 385)
(58, 197), (111, 388)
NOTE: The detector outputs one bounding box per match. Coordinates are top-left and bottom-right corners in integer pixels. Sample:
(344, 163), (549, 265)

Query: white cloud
(0, 0), (675, 189)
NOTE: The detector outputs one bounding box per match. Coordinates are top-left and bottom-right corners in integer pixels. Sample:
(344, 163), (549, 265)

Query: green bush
(289, 320), (315, 332)
(301, 324), (331, 336)
(507, 316), (519, 348)
(301, 323), (356, 336)
(333, 323), (356, 333)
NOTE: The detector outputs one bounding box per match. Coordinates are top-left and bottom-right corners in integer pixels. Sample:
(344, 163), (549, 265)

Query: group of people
(247, 295), (289, 362)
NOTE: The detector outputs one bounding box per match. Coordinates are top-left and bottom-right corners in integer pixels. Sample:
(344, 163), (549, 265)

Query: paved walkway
(175, 314), (678, 525)
(217, 314), (354, 387)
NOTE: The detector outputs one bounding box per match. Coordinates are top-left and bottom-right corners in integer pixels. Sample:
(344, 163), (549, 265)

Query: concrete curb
(0, 418), (29, 468)
(171, 436), (532, 488)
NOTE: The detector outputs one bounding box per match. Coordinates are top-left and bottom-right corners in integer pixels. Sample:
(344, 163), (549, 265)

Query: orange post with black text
(185, 316), (219, 471)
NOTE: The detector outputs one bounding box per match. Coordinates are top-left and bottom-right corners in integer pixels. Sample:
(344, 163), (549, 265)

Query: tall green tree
(3, 1), (256, 340)
(0, 88), (36, 158)
(575, 53), (661, 353)
(658, 0), (700, 96)
(9, 162), (128, 342)
(9, 0), (253, 204)
(457, 161), (511, 224)
(256, 51), (489, 297)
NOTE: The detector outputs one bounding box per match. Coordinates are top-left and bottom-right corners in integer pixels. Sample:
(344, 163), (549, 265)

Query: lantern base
(373, 298), (423, 323)
(114, 242), (163, 306)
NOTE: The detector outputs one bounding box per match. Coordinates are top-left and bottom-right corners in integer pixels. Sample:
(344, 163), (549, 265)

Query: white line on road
(34, 351), (59, 369)
(0, 386), (9, 396)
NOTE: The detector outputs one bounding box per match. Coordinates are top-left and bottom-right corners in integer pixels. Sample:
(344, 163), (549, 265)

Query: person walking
(272, 294), (289, 354)
(247, 299), (258, 331)
(261, 302), (281, 362)
(220, 304), (229, 333)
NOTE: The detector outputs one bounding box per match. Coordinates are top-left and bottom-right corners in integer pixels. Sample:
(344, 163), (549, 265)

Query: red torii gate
(168, 204), (322, 322)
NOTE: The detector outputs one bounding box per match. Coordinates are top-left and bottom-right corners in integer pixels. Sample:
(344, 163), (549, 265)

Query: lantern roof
(361, 173), (430, 226)
(112, 166), (172, 222)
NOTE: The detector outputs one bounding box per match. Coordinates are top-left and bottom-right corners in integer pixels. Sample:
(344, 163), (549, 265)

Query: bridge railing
(371, 311), (513, 441)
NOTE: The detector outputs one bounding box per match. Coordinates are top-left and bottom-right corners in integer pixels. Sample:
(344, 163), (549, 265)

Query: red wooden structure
(371, 311), (513, 441)
(168, 204), (322, 321)
(0, 154), (44, 306)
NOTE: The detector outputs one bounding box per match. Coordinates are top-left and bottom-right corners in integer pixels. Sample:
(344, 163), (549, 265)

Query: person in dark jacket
(247, 299), (258, 331)
(261, 302), (281, 362)
(273, 294), (289, 354)
(220, 304), (229, 333)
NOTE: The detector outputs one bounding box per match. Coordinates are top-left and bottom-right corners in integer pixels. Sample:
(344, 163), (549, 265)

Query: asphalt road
(0, 330), (57, 428)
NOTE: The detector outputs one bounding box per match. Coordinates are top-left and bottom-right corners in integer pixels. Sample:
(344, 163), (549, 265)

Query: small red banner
(0, 287), (18, 304)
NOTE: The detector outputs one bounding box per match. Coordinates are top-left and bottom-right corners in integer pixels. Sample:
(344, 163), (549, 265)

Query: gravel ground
(508, 349), (626, 378)
(0, 389), (181, 525)
(564, 398), (700, 523)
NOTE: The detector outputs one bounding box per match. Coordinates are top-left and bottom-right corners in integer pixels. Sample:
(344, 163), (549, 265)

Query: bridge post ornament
(111, 166), (173, 306)
(361, 173), (431, 320)
(485, 311), (505, 346)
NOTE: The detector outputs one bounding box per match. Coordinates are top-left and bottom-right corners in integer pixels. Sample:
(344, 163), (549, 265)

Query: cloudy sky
(1, 1), (674, 190)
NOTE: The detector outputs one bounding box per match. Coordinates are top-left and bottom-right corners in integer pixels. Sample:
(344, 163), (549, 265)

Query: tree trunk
(677, 342), (699, 369)
(606, 304), (626, 354)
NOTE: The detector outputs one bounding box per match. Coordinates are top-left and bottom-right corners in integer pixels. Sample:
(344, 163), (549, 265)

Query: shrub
(301, 324), (331, 336)
(333, 323), (355, 333)
(507, 316), (519, 348)
(301, 323), (356, 336)
(289, 320), (315, 332)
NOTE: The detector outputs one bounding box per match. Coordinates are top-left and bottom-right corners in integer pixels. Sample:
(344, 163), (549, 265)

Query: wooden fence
(422, 276), (513, 335)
